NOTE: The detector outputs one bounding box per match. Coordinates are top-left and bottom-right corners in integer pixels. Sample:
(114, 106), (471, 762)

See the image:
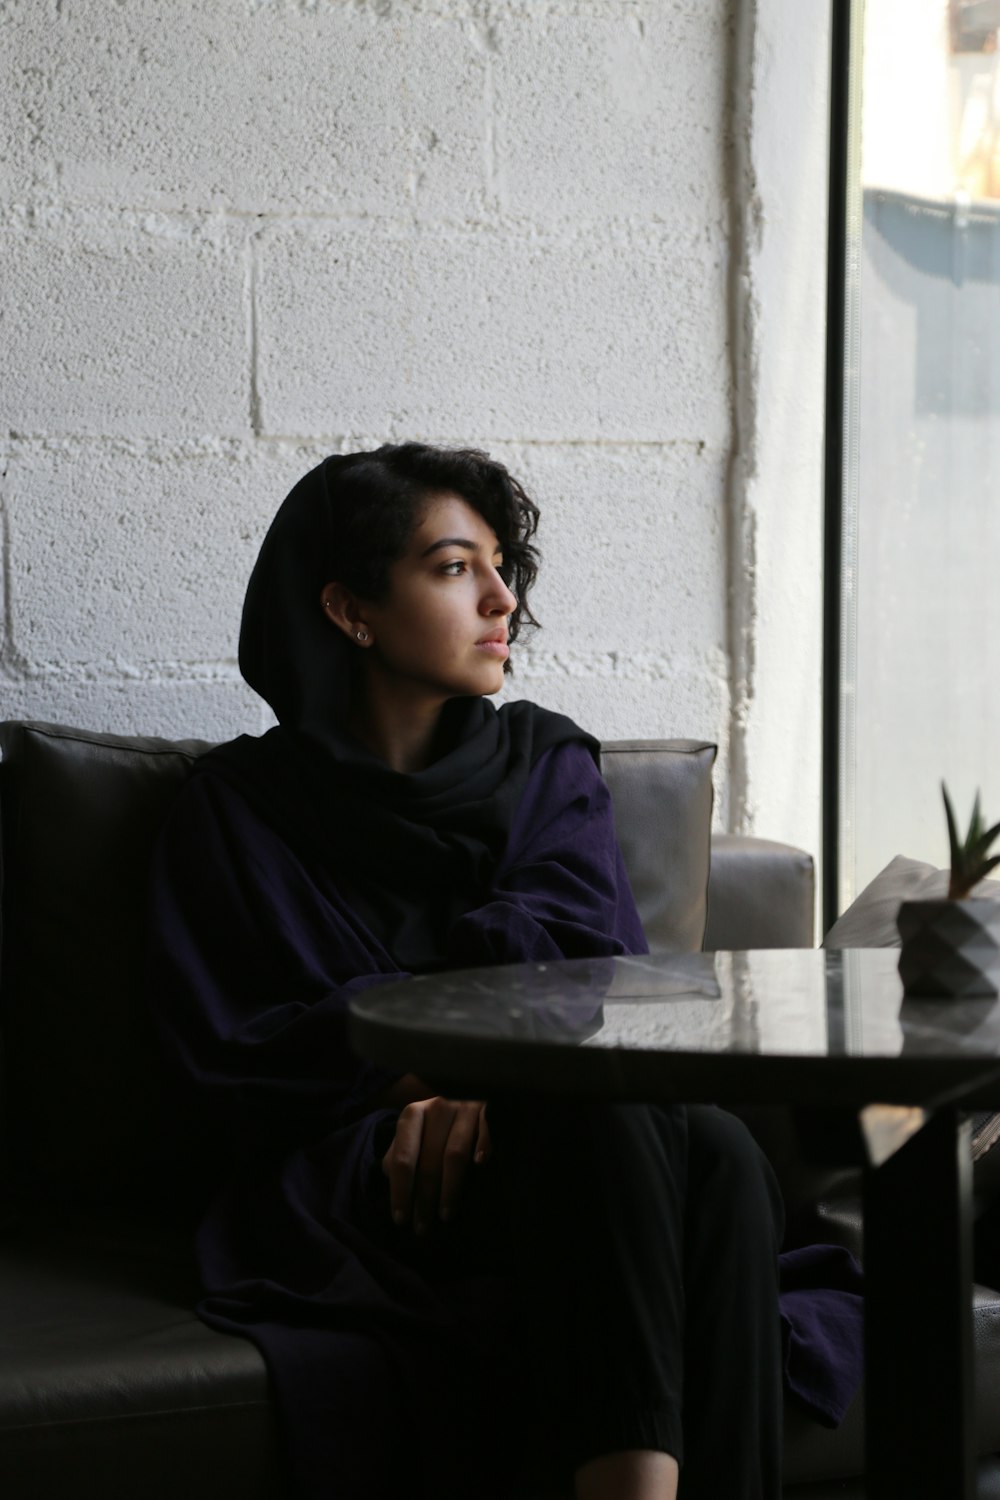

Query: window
(829, 0), (1000, 918)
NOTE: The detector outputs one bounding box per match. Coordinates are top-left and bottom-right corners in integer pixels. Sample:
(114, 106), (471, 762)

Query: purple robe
(147, 739), (861, 1499)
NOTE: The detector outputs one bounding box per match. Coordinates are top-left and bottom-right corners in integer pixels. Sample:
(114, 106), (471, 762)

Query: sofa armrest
(704, 834), (815, 950)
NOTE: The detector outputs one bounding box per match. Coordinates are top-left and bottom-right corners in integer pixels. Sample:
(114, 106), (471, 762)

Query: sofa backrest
(0, 720), (715, 1209)
(599, 738), (714, 953)
(0, 722), (212, 1209)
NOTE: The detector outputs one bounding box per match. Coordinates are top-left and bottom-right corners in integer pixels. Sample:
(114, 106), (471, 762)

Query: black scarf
(199, 456), (595, 970)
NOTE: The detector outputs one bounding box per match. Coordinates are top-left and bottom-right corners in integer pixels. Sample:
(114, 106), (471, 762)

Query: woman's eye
(441, 560), (465, 575)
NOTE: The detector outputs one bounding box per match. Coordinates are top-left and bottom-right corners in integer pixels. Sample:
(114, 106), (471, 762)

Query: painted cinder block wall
(0, 0), (830, 858)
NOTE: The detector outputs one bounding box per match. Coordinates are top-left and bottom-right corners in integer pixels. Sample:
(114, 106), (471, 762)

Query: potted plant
(897, 784), (1000, 998)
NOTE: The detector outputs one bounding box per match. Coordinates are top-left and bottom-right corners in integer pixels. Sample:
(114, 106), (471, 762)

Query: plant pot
(897, 897), (1000, 998)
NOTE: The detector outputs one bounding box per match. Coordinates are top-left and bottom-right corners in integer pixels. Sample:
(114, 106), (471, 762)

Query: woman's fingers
(474, 1101), (492, 1165)
(434, 1101), (482, 1225)
(382, 1098), (488, 1232)
(383, 1101), (427, 1227)
(407, 1099), (451, 1233)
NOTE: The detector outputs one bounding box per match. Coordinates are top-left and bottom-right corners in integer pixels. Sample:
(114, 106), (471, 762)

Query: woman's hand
(381, 1096), (492, 1233)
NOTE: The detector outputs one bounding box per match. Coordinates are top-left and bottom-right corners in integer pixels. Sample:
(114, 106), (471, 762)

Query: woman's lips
(475, 640), (509, 658)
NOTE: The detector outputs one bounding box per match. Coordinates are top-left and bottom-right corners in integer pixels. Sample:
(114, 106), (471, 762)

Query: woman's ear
(319, 581), (374, 647)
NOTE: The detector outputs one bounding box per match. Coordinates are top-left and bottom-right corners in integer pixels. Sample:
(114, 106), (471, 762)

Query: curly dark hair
(325, 442), (541, 667)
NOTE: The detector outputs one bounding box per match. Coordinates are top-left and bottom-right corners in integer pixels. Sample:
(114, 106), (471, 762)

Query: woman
(147, 444), (788, 1500)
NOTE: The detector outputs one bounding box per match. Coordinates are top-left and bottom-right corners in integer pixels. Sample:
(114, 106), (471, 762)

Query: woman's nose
(485, 572), (517, 616)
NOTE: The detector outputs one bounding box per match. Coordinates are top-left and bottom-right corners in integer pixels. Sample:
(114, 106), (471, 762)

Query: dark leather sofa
(2, 719), (1000, 1498)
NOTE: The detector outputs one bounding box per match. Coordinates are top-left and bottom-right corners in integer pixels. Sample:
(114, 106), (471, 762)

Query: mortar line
(0, 489), (30, 678)
(1, 202), (700, 248)
(5, 660), (244, 684)
(245, 228), (263, 437)
(0, 468), (11, 669)
(1, 431), (720, 454)
(482, 27), (500, 213)
(2, 649), (705, 685)
(247, 2), (649, 20)
(723, 0), (760, 837)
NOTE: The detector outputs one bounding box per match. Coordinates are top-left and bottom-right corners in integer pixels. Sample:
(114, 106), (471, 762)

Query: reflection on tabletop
(362, 947), (1000, 1061)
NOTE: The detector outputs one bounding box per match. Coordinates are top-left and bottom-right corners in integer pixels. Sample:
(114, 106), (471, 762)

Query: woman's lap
(202, 1100), (783, 1497)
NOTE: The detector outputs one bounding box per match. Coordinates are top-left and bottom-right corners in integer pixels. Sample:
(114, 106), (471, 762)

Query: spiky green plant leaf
(944, 782), (1000, 899)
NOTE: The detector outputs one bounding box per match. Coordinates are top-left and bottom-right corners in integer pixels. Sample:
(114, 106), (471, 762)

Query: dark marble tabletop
(349, 948), (1000, 1109)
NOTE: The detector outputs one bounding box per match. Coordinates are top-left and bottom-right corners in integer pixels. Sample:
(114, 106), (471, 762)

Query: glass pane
(841, 0), (1000, 906)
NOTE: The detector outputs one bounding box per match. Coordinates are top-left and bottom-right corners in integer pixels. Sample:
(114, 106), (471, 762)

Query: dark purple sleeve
(446, 740), (649, 965)
(147, 773), (402, 1153)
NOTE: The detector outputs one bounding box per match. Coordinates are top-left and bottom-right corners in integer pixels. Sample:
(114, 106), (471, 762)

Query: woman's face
(328, 493), (518, 704)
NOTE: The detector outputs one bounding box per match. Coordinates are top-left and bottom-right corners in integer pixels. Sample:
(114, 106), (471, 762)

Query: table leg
(863, 1107), (973, 1499)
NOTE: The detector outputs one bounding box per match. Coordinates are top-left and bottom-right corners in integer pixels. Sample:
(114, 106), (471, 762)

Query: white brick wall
(2, 214), (248, 436)
(0, 0), (832, 848)
(0, 2), (489, 219)
(256, 223), (728, 442)
(4, 441), (302, 664)
(493, 7), (725, 226)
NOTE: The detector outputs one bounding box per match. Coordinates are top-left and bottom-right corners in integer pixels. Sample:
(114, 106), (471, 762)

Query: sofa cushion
(599, 738), (715, 955)
(0, 1216), (286, 1500)
(823, 853), (1000, 950)
(704, 835), (815, 950)
(0, 722), (212, 1207)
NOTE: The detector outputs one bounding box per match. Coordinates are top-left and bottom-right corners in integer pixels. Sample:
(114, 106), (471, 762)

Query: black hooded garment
(205, 452), (605, 972)
(146, 456), (862, 1500)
